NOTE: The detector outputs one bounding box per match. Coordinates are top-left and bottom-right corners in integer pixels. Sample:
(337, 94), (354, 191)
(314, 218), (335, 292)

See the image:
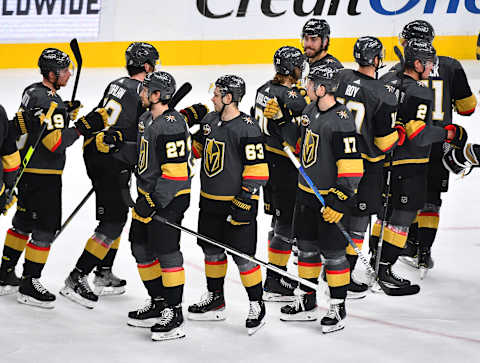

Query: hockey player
(0, 48), (108, 308)
(280, 65), (363, 333)
(0, 105), (21, 295)
(187, 75), (269, 335)
(60, 42), (160, 307)
(301, 18), (343, 69)
(126, 71), (192, 341)
(370, 39), (467, 290)
(254, 46), (308, 302)
(394, 20), (477, 274)
(335, 37), (402, 298)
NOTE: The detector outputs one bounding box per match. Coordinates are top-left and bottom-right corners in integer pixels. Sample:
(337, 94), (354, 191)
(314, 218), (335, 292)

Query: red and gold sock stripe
(268, 246), (291, 267)
(326, 268), (350, 287)
(239, 265), (262, 288)
(384, 225), (408, 249)
(85, 236), (110, 260)
(25, 242), (50, 264)
(110, 237), (120, 250)
(205, 259), (228, 279)
(346, 237), (364, 256)
(138, 260), (162, 282)
(162, 267), (185, 287)
(298, 261), (322, 279)
(4, 229), (28, 252)
(417, 212), (439, 230)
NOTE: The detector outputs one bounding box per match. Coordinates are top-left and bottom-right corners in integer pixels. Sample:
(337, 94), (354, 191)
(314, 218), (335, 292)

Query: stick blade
(169, 82), (193, 109)
(70, 38), (82, 67)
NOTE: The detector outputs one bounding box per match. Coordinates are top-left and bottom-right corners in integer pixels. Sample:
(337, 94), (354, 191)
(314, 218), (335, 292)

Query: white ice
(0, 62), (479, 363)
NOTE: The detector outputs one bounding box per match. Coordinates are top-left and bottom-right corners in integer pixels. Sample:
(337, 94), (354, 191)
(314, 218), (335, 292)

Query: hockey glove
(228, 194), (256, 226)
(264, 98), (283, 120)
(180, 104), (209, 127)
(322, 187), (351, 224)
(95, 129), (123, 153)
(0, 185), (17, 215)
(445, 124), (468, 149)
(66, 100), (82, 121)
(11, 108), (44, 136)
(75, 108), (108, 137)
(132, 193), (156, 224)
(394, 120), (406, 146)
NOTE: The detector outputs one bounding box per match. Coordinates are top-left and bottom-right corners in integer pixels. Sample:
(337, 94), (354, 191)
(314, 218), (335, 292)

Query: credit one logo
(197, 0), (480, 18)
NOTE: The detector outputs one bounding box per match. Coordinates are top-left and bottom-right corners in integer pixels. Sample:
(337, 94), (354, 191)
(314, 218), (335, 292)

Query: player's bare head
(404, 38), (437, 80)
(126, 42), (160, 77)
(38, 48), (72, 89)
(307, 65), (339, 100)
(141, 71), (176, 107)
(211, 75), (245, 112)
(399, 20), (435, 47)
(354, 36), (385, 70)
(273, 46), (308, 85)
(302, 18), (330, 58)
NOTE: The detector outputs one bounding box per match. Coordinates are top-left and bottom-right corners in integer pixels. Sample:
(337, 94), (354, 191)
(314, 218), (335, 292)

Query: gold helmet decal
(302, 129), (319, 168)
(204, 138), (225, 177)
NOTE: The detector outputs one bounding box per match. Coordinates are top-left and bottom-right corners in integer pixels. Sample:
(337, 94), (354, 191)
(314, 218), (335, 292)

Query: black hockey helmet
(273, 46), (307, 76)
(302, 18), (330, 40)
(400, 20), (435, 44)
(142, 71), (176, 102)
(308, 64), (339, 93)
(215, 75), (246, 103)
(38, 48), (71, 78)
(404, 38), (437, 68)
(353, 36), (385, 68)
(125, 42), (160, 68)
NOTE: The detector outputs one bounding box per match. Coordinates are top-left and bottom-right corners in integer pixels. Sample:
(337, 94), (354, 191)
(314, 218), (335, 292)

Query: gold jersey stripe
(455, 94), (477, 114)
(200, 190), (234, 201)
(298, 182), (329, 195)
(405, 120), (425, 139)
(161, 162), (189, 179)
(384, 158), (429, 167)
(2, 151), (20, 171)
(336, 159), (364, 175)
(374, 131), (399, 152)
(361, 153), (386, 163)
(24, 168), (62, 175)
(42, 129), (62, 152)
(242, 163), (269, 180)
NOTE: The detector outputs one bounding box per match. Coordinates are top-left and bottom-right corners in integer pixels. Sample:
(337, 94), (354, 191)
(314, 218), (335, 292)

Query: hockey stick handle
(153, 215), (319, 291)
(282, 146), (380, 280)
(70, 39), (82, 102)
(54, 187), (94, 241)
(169, 82), (192, 109)
(8, 101), (58, 199)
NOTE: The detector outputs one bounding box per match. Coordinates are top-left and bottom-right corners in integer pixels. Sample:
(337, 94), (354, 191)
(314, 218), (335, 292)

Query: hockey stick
(120, 81), (193, 207)
(282, 146), (420, 296)
(8, 102), (58, 201)
(70, 39), (82, 102)
(152, 214), (319, 291)
(53, 187), (94, 241)
(476, 32), (480, 60)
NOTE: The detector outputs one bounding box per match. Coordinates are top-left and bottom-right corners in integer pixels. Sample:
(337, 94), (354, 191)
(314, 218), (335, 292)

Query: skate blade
(17, 293), (54, 309)
(398, 256), (419, 269)
(280, 308), (318, 321)
(420, 267), (428, 280)
(0, 285), (19, 296)
(94, 285), (126, 296)
(127, 318), (159, 328)
(370, 282), (383, 294)
(346, 290), (367, 300)
(151, 327), (186, 341)
(321, 321), (345, 334)
(187, 309), (226, 321)
(59, 286), (96, 309)
(263, 292), (296, 302)
(247, 320), (266, 336)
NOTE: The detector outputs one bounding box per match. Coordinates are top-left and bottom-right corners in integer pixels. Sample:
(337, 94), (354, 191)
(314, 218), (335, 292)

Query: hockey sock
(76, 233), (114, 274)
(23, 240), (51, 278)
(97, 237), (120, 269)
(205, 254), (227, 293)
(417, 209), (440, 250)
(238, 261), (262, 300)
(345, 231), (364, 272)
(267, 233), (291, 280)
(298, 250), (321, 293)
(161, 265), (185, 306)
(137, 259), (165, 298)
(325, 254), (350, 300)
(379, 224), (409, 264)
(1, 229), (28, 271)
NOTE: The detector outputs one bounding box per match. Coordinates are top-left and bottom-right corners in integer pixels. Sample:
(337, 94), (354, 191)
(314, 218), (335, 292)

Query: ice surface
(0, 62), (479, 363)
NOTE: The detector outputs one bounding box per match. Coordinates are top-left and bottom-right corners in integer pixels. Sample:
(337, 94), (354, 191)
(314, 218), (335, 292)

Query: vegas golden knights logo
(138, 137), (148, 175)
(204, 138), (225, 177)
(302, 129), (319, 168)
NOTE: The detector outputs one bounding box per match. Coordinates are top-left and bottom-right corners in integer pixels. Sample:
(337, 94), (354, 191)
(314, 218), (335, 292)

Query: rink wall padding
(0, 35), (477, 68)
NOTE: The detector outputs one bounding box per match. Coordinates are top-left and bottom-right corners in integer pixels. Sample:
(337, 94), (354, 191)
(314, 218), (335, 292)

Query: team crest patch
(243, 116), (254, 125)
(302, 129), (319, 168)
(337, 110), (349, 119)
(287, 90), (298, 99)
(204, 138), (225, 177)
(202, 124), (211, 136)
(165, 115), (176, 123)
(301, 115), (310, 127)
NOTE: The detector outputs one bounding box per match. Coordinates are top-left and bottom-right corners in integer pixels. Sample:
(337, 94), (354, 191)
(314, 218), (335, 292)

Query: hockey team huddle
(0, 18), (477, 341)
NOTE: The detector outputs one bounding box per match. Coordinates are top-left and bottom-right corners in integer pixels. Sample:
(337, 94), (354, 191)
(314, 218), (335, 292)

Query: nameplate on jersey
(108, 84), (126, 99)
(203, 138), (225, 177)
(302, 129), (319, 168)
(255, 92), (270, 107)
(345, 84), (360, 98)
